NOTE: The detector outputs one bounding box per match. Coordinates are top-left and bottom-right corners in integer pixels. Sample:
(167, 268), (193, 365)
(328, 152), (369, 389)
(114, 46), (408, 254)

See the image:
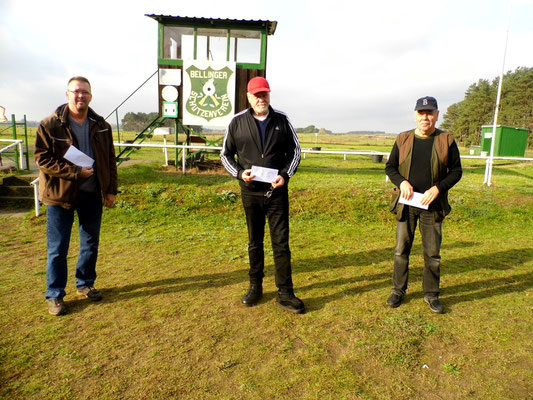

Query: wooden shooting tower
(145, 15), (277, 122)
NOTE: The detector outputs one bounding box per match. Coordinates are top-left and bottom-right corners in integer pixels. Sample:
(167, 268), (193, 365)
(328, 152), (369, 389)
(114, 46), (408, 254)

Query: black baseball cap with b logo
(414, 96), (438, 111)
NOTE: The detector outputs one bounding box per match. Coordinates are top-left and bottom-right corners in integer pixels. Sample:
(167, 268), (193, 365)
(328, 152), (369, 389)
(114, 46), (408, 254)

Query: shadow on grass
(292, 247), (394, 312)
(298, 273), (391, 312)
(105, 268), (249, 301)
(65, 245), (531, 315)
(441, 271), (533, 308)
(384, 247), (533, 313)
(440, 247), (533, 311)
(446, 247), (533, 272)
(291, 242), (478, 312)
(295, 244), (530, 313)
(293, 241), (478, 274)
(404, 270), (533, 313)
(62, 268), (249, 314)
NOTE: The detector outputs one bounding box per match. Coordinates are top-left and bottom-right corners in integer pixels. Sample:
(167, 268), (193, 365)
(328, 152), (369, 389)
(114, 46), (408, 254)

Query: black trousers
(241, 188), (293, 290)
(392, 206), (442, 298)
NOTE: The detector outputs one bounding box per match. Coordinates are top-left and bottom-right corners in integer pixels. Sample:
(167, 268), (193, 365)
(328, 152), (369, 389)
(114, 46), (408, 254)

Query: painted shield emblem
(185, 65), (233, 122)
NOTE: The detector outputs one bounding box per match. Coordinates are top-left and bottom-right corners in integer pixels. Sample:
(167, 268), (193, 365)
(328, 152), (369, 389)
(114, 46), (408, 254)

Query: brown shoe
(48, 298), (65, 316)
(77, 286), (102, 301)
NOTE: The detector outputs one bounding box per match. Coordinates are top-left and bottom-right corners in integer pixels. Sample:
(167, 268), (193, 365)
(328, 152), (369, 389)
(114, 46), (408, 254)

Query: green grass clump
(0, 139), (532, 399)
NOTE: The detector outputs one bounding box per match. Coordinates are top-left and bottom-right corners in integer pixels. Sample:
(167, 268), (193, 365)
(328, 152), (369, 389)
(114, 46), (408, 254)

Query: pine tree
(441, 67), (532, 148)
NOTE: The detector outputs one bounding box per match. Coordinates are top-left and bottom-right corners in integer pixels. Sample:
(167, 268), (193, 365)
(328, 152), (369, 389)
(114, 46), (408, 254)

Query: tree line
(120, 67), (531, 149)
(121, 112), (160, 132)
(441, 66), (532, 148)
(295, 125), (332, 134)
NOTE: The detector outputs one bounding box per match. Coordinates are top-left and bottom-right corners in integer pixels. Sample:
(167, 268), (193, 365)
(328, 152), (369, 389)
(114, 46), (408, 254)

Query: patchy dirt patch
(0, 209), (33, 219)
(159, 160), (226, 175)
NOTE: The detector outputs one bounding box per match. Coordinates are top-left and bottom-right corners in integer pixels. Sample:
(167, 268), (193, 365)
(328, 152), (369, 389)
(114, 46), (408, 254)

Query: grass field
(0, 133), (532, 399)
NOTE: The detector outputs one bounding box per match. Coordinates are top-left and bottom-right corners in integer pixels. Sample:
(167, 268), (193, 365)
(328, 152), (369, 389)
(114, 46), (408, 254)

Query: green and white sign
(183, 60), (236, 127)
(162, 102), (178, 118)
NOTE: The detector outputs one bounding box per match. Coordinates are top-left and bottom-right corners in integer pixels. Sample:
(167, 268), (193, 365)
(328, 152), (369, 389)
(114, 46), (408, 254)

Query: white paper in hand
(398, 191), (429, 210)
(63, 145), (94, 167)
(250, 165), (278, 183)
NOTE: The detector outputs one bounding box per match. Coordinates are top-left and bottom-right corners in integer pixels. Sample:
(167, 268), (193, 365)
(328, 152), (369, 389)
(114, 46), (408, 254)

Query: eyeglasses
(68, 90), (92, 97)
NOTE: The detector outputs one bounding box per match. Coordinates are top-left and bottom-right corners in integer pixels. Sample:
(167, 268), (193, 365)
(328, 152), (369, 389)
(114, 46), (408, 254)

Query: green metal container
(480, 125), (528, 157)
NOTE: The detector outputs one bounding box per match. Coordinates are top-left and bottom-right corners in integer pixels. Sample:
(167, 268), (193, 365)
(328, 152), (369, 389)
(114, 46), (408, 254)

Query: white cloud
(0, 0), (531, 132)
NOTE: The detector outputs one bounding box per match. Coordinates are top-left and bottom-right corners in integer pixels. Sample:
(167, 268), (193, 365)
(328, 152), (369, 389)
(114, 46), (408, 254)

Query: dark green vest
(390, 129), (453, 221)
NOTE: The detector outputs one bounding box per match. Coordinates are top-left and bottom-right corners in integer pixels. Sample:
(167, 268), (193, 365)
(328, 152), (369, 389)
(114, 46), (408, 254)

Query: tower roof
(145, 15), (277, 35)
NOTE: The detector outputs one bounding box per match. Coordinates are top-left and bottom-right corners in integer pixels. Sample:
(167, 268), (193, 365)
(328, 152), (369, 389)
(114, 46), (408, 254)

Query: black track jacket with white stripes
(221, 106), (301, 192)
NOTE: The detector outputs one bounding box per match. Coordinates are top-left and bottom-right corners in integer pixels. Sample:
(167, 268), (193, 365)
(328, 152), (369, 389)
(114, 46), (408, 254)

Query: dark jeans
(241, 188), (293, 291)
(45, 192), (103, 299)
(392, 206), (442, 298)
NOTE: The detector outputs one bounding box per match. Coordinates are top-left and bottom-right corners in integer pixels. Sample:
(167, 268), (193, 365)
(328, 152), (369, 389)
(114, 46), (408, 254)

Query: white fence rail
(113, 142), (393, 172)
(30, 178), (40, 217)
(0, 139), (24, 169)
(113, 142), (533, 171)
(28, 143), (533, 217)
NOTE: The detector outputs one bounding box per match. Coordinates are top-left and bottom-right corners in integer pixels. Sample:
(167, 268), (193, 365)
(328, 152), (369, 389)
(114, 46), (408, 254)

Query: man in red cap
(221, 76), (304, 313)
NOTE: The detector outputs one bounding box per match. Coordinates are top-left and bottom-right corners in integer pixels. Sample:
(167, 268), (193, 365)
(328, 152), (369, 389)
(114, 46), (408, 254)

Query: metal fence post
(182, 145), (186, 174)
(115, 110), (122, 152)
(11, 114), (19, 168)
(31, 178), (40, 217)
(23, 115), (29, 170)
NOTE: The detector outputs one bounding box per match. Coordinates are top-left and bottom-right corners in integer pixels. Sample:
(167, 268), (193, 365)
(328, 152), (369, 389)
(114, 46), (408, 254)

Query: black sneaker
(242, 284), (262, 306)
(77, 286), (102, 301)
(48, 298), (65, 316)
(425, 297), (444, 313)
(386, 293), (403, 308)
(276, 290), (305, 314)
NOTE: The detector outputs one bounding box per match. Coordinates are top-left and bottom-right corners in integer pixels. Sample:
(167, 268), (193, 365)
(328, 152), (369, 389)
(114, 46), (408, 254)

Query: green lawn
(0, 137), (532, 399)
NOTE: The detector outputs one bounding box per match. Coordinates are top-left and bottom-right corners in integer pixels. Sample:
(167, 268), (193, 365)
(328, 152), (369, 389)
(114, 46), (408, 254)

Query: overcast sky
(1, 0), (532, 133)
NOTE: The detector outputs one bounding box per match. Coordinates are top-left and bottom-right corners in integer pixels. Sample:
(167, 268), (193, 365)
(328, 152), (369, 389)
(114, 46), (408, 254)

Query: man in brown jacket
(35, 76), (118, 316)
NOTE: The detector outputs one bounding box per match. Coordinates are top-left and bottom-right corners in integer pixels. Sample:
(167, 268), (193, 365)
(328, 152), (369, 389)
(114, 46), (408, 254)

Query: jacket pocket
(45, 176), (77, 205)
(389, 187), (400, 213)
(51, 136), (72, 158)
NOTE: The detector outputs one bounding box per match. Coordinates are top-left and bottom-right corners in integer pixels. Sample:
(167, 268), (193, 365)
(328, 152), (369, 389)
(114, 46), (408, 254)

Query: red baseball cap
(247, 77), (270, 95)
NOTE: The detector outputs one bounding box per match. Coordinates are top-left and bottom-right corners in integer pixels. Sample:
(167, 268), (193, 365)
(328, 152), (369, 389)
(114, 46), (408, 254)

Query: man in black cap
(385, 96), (462, 313)
(221, 76), (304, 314)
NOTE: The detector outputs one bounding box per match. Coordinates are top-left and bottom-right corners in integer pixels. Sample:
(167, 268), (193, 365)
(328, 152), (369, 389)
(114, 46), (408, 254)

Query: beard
(254, 103), (269, 115)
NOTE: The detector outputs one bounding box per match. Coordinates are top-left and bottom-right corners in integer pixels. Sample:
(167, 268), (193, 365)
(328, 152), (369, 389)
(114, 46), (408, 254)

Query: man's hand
(104, 194), (115, 208)
(79, 166), (94, 178)
(241, 169), (255, 183)
(420, 186), (439, 205)
(399, 180), (413, 200)
(271, 175), (285, 189)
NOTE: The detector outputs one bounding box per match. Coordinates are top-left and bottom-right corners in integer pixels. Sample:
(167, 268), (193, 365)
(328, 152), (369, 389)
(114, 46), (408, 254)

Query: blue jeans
(392, 206), (442, 298)
(45, 192), (102, 299)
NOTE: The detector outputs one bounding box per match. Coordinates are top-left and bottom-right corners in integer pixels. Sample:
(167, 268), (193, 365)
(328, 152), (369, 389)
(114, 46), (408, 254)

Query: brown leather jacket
(35, 104), (118, 209)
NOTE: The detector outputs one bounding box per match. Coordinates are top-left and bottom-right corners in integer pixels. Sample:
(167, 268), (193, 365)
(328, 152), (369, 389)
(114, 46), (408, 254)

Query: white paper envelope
(250, 165), (278, 183)
(63, 145), (94, 167)
(398, 191), (429, 210)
